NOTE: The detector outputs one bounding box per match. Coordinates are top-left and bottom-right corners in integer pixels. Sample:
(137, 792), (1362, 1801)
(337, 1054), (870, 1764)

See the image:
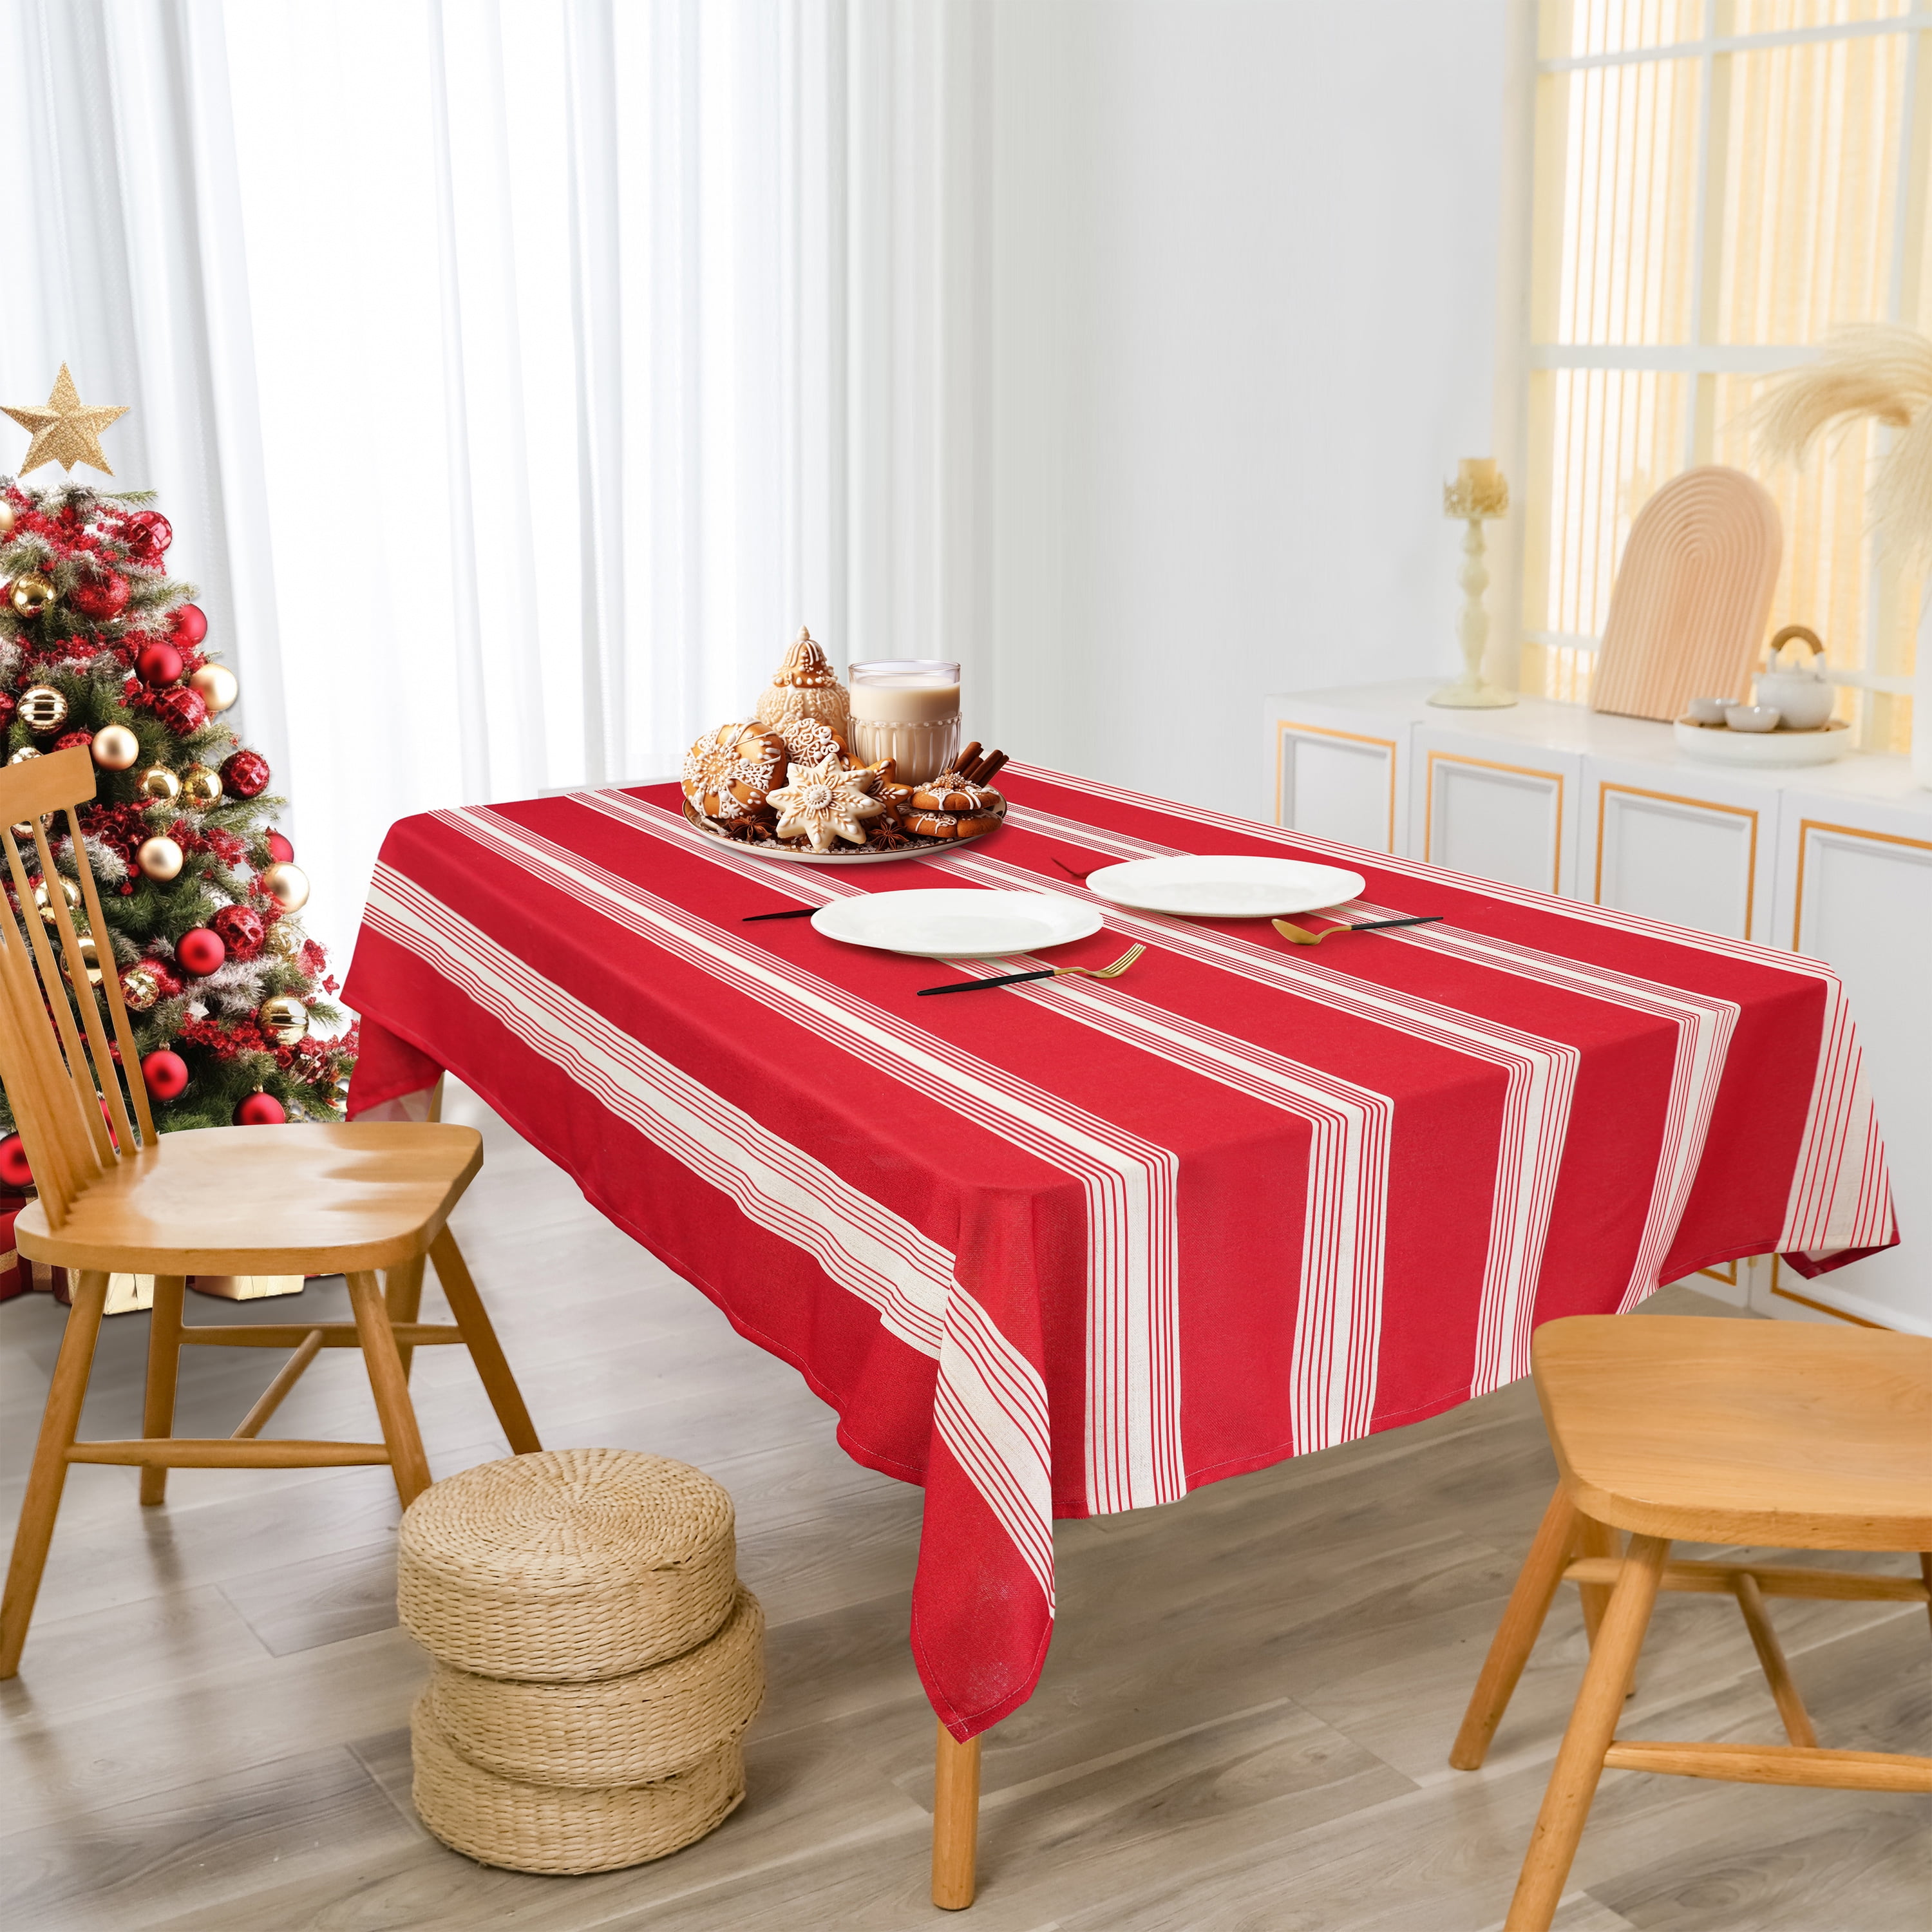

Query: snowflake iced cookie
(768, 757), (884, 853)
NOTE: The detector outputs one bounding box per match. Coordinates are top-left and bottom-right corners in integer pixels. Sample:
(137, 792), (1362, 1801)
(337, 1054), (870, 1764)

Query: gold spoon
(1272, 914), (1443, 946)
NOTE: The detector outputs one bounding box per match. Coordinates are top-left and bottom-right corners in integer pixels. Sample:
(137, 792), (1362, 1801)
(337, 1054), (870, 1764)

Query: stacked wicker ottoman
(399, 1448), (764, 1874)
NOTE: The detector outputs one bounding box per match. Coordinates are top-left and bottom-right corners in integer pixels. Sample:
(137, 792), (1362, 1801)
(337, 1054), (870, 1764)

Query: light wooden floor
(3, 1088), (1927, 1931)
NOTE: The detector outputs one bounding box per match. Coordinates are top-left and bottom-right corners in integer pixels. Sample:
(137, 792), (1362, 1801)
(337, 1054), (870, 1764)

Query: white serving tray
(1084, 855), (1366, 918)
(1673, 717), (1851, 767)
(810, 889), (1104, 958)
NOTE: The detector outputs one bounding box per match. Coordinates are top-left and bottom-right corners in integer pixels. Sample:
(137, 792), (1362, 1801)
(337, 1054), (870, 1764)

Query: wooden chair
(0, 745), (540, 1678)
(1450, 1314), (1932, 1932)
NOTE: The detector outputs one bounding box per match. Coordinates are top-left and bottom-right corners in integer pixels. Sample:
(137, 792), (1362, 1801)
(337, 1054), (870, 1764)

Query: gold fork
(918, 943), (1146, 998)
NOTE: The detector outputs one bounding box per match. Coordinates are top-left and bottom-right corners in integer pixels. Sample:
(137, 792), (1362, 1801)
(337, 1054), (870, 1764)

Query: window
(1521, 1), (1931, 751)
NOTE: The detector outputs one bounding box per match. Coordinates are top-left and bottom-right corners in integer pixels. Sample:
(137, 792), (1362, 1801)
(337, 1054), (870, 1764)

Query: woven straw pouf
(398, 1448), (736, 1681)
(410, 1691), (746, 1874)
(430, 1582), (765, 1788)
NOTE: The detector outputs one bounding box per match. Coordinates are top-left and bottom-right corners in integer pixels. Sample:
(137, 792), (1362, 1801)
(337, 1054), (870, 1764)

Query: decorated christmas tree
(0, 367), (354, 1186)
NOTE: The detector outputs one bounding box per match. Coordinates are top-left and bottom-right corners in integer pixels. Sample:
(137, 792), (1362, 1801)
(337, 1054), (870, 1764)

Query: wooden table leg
(932, 1720), (982, 1910)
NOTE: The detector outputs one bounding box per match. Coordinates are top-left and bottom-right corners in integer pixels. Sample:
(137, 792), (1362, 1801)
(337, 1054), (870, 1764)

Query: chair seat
(1533, 1315), (1932, 1551)
(14, 1122), (484, 1276)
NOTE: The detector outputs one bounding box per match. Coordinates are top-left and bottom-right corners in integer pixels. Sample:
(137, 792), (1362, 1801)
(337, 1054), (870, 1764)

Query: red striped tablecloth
(344, 766), (1895, 1739)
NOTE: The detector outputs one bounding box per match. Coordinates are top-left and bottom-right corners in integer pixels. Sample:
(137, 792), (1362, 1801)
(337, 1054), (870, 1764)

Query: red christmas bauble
(170, 603), (209, 647)
(0, 693), (14, 733)
(175, 927), (227, 976)
(54, 731), (94, 753)
(137, 641), (184, 687)
(211, 904), (265, 960)
(124, 511), (173, 564)
(0, 1133), (32, 1189)
(234, 1092), (287, 1126)
(220, 749), (270, 799)
(152, 685), (209, 735)
(266, 829), (294, 864)
(69, 571), (129, 622)
(141, 1050), (191, 1101)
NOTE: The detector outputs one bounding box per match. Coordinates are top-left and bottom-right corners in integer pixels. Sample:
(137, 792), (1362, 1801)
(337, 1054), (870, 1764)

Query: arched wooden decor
(1589, 466), (1783, 723)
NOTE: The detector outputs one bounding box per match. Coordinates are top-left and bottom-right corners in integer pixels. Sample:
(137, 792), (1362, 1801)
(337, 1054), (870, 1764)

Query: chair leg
(1504, 1533), (1669, 1932)
(1, 1273), (109, 1678)
(1732, 1571), (1817, 1748)
(346, 1272), (433, 1507)
(1452, 1484), (1579, 1770)
(384, 1256), (427, 1380)
(1575, 1515), (1619, 1645)
(139, 1275), (186, 1507)
(932, 1720), (982, 1910)
(429, 1226), (540, 1455)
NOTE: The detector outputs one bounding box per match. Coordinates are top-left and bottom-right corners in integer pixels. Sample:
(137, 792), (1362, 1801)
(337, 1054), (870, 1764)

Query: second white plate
(811, 889), (1104, 958)
(1085, 855), (1367, 918)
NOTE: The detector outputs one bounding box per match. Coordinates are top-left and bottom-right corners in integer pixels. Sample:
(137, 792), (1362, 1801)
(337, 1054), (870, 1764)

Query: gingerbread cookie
(773, 713), (848, 773)
(909, 773), (1003, 816)
(683, 722), (789, 825)
(768, 757), (884, 853)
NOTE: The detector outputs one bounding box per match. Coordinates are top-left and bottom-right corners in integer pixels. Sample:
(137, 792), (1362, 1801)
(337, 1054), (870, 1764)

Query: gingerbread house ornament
(753, 627), (850, 741)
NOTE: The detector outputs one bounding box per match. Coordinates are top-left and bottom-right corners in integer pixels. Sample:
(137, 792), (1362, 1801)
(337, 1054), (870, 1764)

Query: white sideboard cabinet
(1264, 679), (1931, 1335)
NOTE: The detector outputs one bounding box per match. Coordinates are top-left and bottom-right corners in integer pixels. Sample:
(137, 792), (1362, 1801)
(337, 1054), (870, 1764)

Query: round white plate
(810, 889), (1104, 958)
(1084, 855), (1367, 918)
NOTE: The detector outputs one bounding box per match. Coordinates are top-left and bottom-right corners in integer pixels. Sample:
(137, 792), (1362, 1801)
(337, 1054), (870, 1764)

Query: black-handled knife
(917, 968), (1059, 997)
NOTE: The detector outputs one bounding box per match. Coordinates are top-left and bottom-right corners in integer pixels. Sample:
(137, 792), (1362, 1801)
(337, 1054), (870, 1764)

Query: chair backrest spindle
(0, 746), (159, 1228)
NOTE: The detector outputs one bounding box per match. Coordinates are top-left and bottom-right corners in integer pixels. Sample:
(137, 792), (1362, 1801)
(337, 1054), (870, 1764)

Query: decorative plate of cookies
(681, 715), (1011, 865)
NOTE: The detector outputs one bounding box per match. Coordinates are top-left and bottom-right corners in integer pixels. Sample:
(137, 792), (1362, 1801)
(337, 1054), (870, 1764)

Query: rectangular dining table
(343, 764), (1895, 1907)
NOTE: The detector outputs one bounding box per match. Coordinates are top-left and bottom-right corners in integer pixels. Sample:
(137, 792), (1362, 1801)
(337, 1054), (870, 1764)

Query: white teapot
(1756, 625), (1835, 732)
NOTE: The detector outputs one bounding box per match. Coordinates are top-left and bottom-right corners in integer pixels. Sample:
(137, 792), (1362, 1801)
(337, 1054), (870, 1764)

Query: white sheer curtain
(1, 0), (983, 954)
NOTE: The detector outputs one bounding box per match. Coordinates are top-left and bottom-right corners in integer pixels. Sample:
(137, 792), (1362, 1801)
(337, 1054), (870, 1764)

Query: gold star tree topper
(3, 365), (129, 475)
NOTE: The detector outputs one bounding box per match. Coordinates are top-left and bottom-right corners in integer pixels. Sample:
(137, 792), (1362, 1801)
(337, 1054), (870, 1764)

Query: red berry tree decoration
(0, 465), (355, 1148)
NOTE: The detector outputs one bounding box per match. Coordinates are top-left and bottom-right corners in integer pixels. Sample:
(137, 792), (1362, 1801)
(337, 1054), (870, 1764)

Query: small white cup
(1725, 703), (1781, 734)
(1685, 696), (1730, 725)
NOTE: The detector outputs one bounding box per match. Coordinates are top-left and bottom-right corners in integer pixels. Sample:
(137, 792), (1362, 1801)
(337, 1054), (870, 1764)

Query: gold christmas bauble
(0, 498), (15, 536)
(188, 664), (238, 713)
(90, 723), (141, 770)
(137, 835), (184, 882)
(17, 685), (69, 734)
(61, 931), (104, 987)
(180, 765), (223, 808)
(263, 920), (305, 960)
(8, 746), (41, 766)
(137, 765), (181, 804)
(120, 964), (162, 1011)
(9, 574), (55, 618)
(34, 876), (80, 923)
(258, 992), (308, 1046)
(261, 862), (310, 913)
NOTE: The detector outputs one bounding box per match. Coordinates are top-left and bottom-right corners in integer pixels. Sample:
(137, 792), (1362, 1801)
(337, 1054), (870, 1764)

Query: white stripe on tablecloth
(991, 801), (1764, 1350)
(933, 838), (1578, 1402)
(440, 804), (1184, 1519)
(365, 865), (1057, 1607)
(1340, 902), (1737, 1323)
(577, 792), (1394, 1454)
(1005, 766), (1887, 1265)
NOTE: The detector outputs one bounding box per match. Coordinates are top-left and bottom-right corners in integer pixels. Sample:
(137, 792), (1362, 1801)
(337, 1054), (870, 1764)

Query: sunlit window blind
(1523, 1), (1931, 750)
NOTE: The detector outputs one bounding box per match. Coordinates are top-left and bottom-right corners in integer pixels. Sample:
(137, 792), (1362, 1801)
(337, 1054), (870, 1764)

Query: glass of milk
(847, 661), (961, 783)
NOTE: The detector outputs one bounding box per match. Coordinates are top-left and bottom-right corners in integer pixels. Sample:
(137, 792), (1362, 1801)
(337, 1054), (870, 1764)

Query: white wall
(979, 0), (1512, 819)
